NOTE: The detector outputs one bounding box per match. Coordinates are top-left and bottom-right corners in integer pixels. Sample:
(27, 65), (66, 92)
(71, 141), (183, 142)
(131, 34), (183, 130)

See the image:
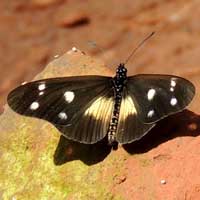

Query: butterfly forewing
(116, 87), (155, 144)
(8, 76), (114, 143)
(127, 74), (195, 123)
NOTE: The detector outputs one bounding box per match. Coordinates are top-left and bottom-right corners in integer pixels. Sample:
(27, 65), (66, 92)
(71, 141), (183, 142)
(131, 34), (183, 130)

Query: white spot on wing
(64, 91), (75, 103)
(147, 110), (154, 118)
(170, 97), (177, 106)
(171, 79), (176, 87)
(30, 102), (39, 110)
(170, 87), (174, 92)
(39, 91), (44, 96)
(38, 83), (46, 91)
(170, 78), (176, 92)
(58, 112), (67, 120)
(147, 89), (156, 101)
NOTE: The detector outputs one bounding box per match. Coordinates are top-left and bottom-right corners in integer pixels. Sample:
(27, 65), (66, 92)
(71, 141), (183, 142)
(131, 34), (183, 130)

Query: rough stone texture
(1, 0), (200, 199)
(57, 12), (90, 28)
(0, 50), (200, 200)
(0, 50), (117, 200)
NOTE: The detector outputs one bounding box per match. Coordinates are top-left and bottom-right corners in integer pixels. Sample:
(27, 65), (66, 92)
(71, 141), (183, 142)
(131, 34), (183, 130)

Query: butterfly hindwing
(127, 74), (195, 123)
(8, 76), (114, 143)
(55, 91), (114, 143)
(116, 87), (155, 144)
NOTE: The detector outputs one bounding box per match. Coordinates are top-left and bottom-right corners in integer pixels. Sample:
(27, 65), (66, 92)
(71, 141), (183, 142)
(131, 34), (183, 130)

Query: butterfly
(7, 62), (195, 145)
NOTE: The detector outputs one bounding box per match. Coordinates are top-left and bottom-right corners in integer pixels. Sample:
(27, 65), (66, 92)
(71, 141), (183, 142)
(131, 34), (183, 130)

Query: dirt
(0, 0), (200, 199)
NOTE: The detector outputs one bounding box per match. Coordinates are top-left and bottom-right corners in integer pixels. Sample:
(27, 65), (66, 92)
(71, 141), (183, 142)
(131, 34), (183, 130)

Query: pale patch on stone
(72, 47), (77, 52)
(21, 81), (27, 85)
(160, 179), (166, 185)
(54, 54), (59, 58)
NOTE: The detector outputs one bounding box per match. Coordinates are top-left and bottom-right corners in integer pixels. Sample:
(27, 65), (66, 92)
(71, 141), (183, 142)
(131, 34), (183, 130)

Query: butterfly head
(115, 63), (127, 82)
(116, 63), (127, 77)
(113, 63), (128, 92)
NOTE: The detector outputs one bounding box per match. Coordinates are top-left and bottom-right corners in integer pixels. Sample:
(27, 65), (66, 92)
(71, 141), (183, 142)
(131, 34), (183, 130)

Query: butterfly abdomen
(108, 64), (127, 145)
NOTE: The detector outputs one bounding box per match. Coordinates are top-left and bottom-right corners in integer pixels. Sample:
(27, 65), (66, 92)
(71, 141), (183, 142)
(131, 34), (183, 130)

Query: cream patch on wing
(119, 95), (137, 121)
(84, 96), (113, 121)
(116, 94), (137, 142)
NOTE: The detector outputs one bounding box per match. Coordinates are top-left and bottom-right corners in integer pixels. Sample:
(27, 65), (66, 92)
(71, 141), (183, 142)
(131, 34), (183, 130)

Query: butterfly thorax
(108, 63), (127, 145)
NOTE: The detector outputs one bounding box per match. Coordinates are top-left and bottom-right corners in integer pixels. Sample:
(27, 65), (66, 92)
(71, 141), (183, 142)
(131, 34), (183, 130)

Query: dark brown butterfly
(7, 33), (195, 145)
(7, 64), (195, 145)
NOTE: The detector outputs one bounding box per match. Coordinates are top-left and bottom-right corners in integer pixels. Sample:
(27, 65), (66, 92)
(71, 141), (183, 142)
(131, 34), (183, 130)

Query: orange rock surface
(0, 1), (200, 199)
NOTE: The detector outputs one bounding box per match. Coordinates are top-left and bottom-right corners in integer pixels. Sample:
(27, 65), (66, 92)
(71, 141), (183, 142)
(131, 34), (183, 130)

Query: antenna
(124, 31), (155, 64)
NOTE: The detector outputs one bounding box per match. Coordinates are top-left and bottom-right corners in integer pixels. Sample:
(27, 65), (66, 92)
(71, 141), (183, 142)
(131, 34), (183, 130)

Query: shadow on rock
(123, 110), (200, 154)
(54, 110), (200, 165)
(54, 136), (112, 166)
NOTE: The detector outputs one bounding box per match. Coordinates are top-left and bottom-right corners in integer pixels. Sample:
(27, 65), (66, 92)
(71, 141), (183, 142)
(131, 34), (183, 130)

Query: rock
(0, 49), (119, 200)
(114, 175), (127, 185)
(57, 12), (90, 28)
(0, 49), (200, 200)
(160, 179), (167, 185)
(31, 0), (64, 8)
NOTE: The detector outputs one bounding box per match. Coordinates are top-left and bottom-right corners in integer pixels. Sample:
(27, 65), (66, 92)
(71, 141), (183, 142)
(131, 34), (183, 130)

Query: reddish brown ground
(1, 0), (200, 199)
